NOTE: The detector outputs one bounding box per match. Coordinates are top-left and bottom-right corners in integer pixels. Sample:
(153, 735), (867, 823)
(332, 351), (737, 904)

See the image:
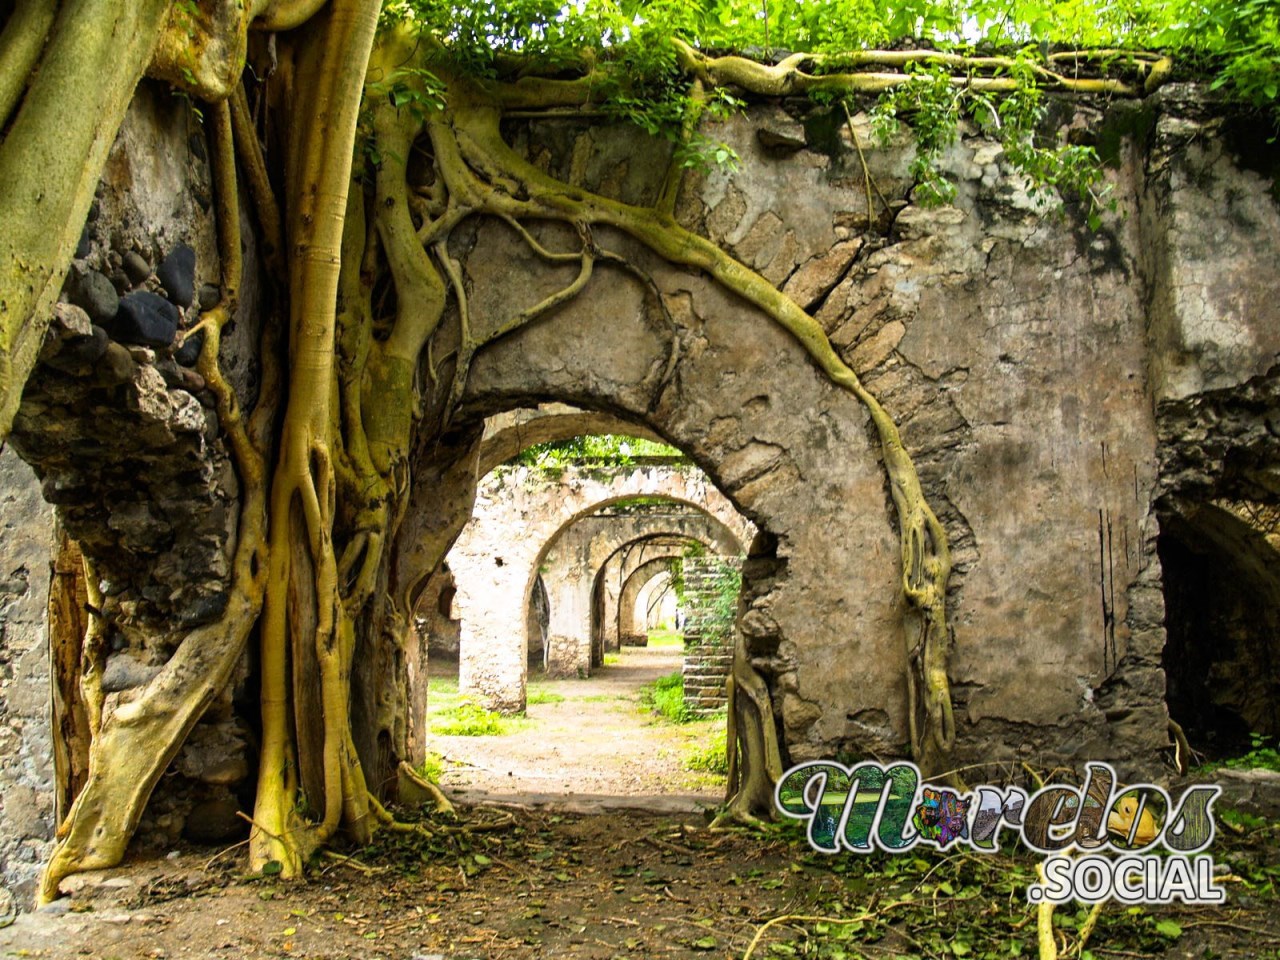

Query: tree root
(427, 91), (959, 780)
(37, 95), (274, 904)
(742, 901), (914, 960)
(673, 37), (1154, 98)
(398, 760), (455, 818)
(249, 0), (382, 876)
(0, 0), (57, 131)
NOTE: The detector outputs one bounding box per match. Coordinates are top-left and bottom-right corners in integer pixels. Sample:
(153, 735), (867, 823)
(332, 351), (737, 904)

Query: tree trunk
(0, 0), (172, 438)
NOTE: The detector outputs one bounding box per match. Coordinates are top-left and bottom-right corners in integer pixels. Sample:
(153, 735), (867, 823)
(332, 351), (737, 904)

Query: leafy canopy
(373, 0), (1275, 229)
(384, 0), (1276, 115)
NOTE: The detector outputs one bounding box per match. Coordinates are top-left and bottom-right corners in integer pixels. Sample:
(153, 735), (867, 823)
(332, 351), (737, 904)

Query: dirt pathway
(429, 645), (725, 811)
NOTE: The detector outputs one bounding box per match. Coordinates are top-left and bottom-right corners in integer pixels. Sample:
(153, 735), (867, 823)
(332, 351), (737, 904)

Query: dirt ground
(428, 645), (724, 807)
(2, 647), (1278, 960)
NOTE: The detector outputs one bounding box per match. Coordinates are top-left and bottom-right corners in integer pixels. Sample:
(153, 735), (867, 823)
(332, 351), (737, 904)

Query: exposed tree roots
(38, 98), (272, 904)
(1, 5), (1174, 893)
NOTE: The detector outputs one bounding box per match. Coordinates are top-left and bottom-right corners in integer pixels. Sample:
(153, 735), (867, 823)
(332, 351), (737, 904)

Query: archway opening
(1158, 501), (1280, 761)
(415, 406), (755, 807)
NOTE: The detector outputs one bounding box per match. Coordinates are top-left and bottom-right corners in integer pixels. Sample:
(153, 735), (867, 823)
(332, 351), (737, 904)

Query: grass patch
(684, 722), (729, 775)
(418, 751), (446, 783)
(526, 689), (565, 705)
(603, 653), (620, 666)
(1216, 733), (1280, 773)
(430, 701), (516, 736)
(647, 628), (684, 649)
(639, 670), (694, 723)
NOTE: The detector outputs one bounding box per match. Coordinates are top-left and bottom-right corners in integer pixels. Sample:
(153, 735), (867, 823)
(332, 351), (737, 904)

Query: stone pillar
(544, 564), (592, 678)
(0, 449), (57, 909)
(458, 613), (527, 714)
(455, 552), (528, 714)
(595, 551), (624, 654)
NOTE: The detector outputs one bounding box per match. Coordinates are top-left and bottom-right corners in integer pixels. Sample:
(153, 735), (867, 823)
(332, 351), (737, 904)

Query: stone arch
(475, 405), (667, 476)
(527, 573), (550, 665)
(635, 571), (676, 633)
(617, 556), (684, 646)
(1158, 501), (1280, 758)
(441, 456), (753, 713)
(588, 533), (711, 668)
(598, 545), (694, 653)
(534, 505), (740, 682)
(451, 219), (906, 761)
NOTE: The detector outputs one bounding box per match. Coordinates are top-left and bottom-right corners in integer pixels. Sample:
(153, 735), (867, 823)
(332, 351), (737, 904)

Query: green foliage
(684, 722), (729, 774)
(646, 627), (685, 647)
(418, 751), (447, 782)
(379, 0), (1279, 226)
(869, 52), (1113, 222)
(368, 65), (448, 124)
(430, 700), (515, 735)
(639, 669), (694, 723)
(526, 688), (566, 705)
(515, 433), (685, 468)
(871, 64), (962, 206)
(1165, 0), (1279, 119)
(1217, 732), (1280, 772)
(700, 558), (741, 646)
(671, 552), (740, 646)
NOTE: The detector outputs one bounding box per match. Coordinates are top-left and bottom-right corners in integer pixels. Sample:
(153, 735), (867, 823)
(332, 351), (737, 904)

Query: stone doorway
(1158, 502), (1280, 760)
(414, 417), (752, 803)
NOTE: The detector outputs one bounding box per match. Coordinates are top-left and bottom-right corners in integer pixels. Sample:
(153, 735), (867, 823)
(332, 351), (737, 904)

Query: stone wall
(1, 80), (1278, 887)
(679, 557), (740, 718)
(457, 88), (1280, 774)
(0, 450), (56, 907)
(0, 80), (264, 874)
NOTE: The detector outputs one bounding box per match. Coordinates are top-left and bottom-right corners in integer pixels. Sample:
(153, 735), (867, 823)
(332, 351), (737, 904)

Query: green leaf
(692, 935), (718, 950)
(261, 860), (283, 877)
(1154, 919), (1183, 939)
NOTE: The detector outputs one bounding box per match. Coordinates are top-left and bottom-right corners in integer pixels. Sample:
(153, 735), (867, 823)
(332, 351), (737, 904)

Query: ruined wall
(457, 87), (1280, 774)
(445, 461), (753, 710)
(0, 81), (265, 873)
(0, 450), (56, 907)
(1, 80), (1277, 884)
